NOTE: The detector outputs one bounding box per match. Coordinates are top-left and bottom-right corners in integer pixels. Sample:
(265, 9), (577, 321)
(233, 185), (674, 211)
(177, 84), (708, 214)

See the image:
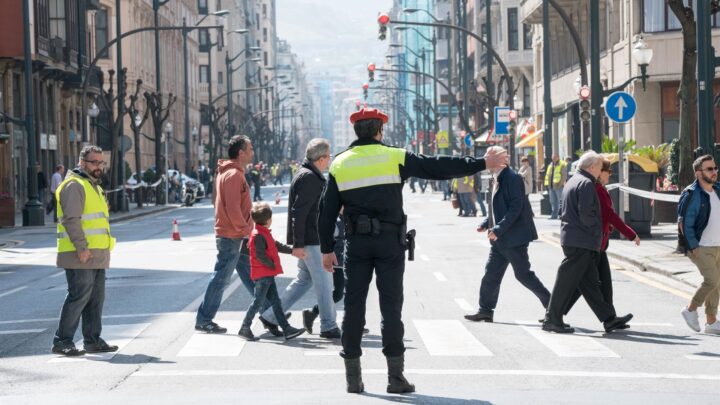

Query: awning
(515, 129), (544, 148)
(474, 129), (493, 143)
(601, 153), (659, 173)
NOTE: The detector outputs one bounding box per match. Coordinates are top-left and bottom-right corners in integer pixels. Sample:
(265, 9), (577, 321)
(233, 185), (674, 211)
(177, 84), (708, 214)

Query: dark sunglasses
(701, 166), (719, 173)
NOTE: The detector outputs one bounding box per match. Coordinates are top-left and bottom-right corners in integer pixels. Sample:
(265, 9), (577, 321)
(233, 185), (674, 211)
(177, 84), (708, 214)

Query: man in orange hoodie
(195, 135), (255, 333)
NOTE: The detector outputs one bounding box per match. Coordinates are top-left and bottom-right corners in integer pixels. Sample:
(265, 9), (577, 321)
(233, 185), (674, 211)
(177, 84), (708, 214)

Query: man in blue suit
(465, 146), (551, 322)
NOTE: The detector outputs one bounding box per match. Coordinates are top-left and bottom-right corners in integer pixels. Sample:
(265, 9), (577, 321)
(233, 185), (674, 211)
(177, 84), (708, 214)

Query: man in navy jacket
(465, 147), (551, 323)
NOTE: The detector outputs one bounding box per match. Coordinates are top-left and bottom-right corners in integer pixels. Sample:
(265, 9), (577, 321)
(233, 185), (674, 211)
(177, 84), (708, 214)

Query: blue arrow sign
(464, 133), (474, 147)
(494, 106), (510, 135)
(605, 91), (636, 123)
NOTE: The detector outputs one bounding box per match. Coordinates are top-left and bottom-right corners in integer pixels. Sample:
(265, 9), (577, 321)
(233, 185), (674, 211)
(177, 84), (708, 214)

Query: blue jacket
(678, 180), (720, 250)
(480, 168), (537, 249)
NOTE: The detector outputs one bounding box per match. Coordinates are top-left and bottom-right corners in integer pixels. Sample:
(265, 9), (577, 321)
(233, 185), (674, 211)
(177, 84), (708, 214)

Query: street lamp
(164, 121), (173, 205)
(402, 8), (443, 23)
(134, 113), (142, 128)
(88, 102), (100, 119)
(632, 36), (653, 90)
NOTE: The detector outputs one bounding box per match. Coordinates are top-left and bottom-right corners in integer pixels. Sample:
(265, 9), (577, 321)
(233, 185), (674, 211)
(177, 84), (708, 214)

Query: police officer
(318, 108), (507, 394)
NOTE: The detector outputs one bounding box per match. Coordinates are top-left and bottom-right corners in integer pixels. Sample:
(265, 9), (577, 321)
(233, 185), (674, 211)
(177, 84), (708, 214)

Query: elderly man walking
(543, 151), (632, 334)
(260, 138), (340, 338)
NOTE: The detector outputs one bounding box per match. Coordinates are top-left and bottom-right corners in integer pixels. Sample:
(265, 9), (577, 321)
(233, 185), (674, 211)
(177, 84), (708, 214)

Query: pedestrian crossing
(31, 311), (718, 363)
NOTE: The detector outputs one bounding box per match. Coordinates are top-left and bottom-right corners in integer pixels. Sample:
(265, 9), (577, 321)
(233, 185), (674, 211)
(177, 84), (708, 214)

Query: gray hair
(486, 145), (506, 155)
(80, 145), (103, 161)
(305, 138), (330, 161)
(576, 150), (602, 170)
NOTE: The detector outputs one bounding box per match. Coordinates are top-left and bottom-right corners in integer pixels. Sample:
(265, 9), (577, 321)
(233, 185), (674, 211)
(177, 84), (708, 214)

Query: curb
(109, 205), (179, 224)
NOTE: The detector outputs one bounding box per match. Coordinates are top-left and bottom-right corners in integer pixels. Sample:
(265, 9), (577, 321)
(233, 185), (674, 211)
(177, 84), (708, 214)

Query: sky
(275, 0), (392, 83)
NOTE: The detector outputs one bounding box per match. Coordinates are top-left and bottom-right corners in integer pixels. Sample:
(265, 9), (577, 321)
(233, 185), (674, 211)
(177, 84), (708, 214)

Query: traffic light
(579, 85), (591, 122)
(355, 100), (361, 111)
(378, 13), (390, 41)
(362, 82), (369, 100)
(368, 63), (376, 82)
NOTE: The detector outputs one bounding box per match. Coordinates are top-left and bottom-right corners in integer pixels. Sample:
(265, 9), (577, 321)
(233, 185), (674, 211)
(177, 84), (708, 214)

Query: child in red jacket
(238, 203), (305, 341)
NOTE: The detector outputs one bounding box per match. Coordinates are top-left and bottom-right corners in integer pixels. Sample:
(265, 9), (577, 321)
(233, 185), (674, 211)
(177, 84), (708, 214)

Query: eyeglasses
(83, 159), (107, 167)
(701, 166), (719, 173)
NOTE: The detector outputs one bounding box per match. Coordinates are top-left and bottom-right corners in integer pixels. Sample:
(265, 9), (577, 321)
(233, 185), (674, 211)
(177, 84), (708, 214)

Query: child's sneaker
(681, 307), (701, 332)
(284, 325), (305, 340)
(704, 320), (720, 335)
(238, 326), (257, 341)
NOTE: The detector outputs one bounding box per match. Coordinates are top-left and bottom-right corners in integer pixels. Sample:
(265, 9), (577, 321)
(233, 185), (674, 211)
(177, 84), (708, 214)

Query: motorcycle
(182, 180), (199, 206)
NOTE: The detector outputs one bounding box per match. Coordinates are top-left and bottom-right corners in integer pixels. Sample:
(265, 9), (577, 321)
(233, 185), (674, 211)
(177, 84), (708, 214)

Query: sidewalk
(0, 202), (179, 242)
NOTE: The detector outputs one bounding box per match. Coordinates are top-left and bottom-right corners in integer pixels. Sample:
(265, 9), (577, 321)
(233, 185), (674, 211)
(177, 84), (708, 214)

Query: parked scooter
(182, 180), (199, 206)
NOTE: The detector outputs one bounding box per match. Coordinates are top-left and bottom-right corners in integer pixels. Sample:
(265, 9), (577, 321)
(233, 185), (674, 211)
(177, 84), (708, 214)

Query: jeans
(197, 238), (269, 326)
(476, 191), (487, 217)
(262, 245), (338, 332)
(458, 193), (475, 215)
(53, 269), (106, 347)
(549, 187), (563, 219)
(242, 277), (289, 329)
(441, 181), (451, 200)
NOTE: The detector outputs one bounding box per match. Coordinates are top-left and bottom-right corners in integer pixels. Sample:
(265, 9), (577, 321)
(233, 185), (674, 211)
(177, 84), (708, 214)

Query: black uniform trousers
(546, 247), (616, 325)
(341, 230), (405, 359)
(564, 251), (614, 315)
(479, 244), (550, 313)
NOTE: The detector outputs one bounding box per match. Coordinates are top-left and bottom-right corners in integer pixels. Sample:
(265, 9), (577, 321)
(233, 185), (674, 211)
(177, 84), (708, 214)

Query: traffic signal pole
(697, 0), (719, 158)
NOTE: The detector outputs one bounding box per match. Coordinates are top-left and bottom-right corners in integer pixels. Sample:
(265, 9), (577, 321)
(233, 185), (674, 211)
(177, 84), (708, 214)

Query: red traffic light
(378, 13), (390, 25)
(367, 63), (376, 72)
(362, 82), (369, 90)
(579, 85), (590, 99)
(355, 100), (361, 106)
(509, 110), (517, 120)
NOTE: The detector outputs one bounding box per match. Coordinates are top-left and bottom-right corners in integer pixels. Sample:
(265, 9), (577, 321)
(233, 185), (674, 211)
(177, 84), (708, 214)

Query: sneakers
(704, 320), (720, 335)
(238, 326), (258, 341)
(302, 309), (319, 334)
(681, 307), (701, 332)
(283, 326), (306, 340)
(258, 316), (283, 337)
(51, 345), (85, 357)
(195, 322), (227, 334)
(84, 339), (119, 353)
(319, 327), (342, 339)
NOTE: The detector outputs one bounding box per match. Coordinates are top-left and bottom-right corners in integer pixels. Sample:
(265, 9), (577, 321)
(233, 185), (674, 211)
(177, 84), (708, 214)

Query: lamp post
(164, 121), (172, 205)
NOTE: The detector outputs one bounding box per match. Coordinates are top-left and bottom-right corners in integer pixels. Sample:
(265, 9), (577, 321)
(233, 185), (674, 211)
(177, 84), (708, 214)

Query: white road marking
(520, 324), (619, 358)
(413, 320), (492, 356)
(420, 254), (430, 262)
(433, 272), (447, 282)
(454, 298), (474, 312)
(0, 312), (190, 326)
(50, 323), (150, 363)
(182, 276), (242, 313)
(303, 311), (344, 356)
(0, 286), (27, 299)
(49, 271), (65, 278)
(628, 322), (674, 327)
(685, 354), (720, 361)
(0, 328), (46, 335)
(0, 272), (15, 275)
(178, 320), (246, 357)
(133, 369), (720, 380)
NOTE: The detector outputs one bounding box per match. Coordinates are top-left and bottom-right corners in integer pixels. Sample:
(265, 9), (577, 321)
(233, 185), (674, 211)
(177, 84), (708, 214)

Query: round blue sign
(605, 91), (637, 123)
(464, 134), (474, 147)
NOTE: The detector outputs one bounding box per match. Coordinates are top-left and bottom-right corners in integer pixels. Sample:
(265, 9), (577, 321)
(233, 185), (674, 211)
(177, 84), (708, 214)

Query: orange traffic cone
(274, 192), (281, 205)
(171, 219), (181, 241)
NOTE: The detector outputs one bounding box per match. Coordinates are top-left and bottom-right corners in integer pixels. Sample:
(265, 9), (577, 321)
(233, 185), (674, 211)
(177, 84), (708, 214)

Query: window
(95, 8), (109, 58)
(523, 23), (532, 50)
(262, 4), (267, 17)
(522, 76), (531, 117)
(507, 8), (518, 51)
(264, 51), (268, 66)
(218, 71), (223, 85)
(256, 13), (260, 28)
(641, 0), (704, 32)
(199, 65), (209, 83)
(198, 0), (208, 15)
(263, 28), (268, 43)
(199, 29), (209, 52)
(49, 0), (66, 40)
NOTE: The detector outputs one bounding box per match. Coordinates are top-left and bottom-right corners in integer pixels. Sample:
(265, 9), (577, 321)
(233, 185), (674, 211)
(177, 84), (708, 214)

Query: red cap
(349, 108), (388, 124)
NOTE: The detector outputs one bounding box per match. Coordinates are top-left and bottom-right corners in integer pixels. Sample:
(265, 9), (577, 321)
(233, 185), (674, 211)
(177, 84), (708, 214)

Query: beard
(89, 168), (103, 179)
(702, 173), (717, 184)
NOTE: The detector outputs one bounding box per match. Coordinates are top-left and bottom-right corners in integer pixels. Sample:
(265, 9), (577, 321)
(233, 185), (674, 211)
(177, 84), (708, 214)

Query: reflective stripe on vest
(544, 161), (566, 186)
(330, 144), (406, 192)
(56, 174), (115, 253)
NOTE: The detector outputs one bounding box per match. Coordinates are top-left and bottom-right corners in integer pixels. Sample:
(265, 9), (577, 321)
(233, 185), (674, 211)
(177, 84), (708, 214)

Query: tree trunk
(668, 0), (697, 188)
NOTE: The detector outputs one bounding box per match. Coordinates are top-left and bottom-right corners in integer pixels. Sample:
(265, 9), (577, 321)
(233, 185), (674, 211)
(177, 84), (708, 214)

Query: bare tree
(144, 91), (176, 203)
(127, 79), (150, 207)
(208, 105), (227, 170)
(95, 68), (128, 211)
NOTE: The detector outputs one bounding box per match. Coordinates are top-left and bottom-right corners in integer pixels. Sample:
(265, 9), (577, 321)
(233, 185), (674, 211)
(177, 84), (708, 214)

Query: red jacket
(249, 225), (284, 281)
(596, 183), (637, 251)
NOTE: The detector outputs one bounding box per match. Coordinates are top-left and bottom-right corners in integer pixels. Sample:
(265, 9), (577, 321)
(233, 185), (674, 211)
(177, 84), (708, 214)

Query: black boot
(344, 358), (364, 393)
(386, 355), (415, 394)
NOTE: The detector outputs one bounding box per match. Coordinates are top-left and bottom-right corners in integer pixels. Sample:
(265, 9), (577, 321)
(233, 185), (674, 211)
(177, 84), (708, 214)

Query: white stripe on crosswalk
(0, 286), (27, 299)
(49, 323), (150, 363)
(0, 328), (45, 335)
(420, 254), (430, 262)
(520, 324), (619, 358)
(413, 320), (492, 356)
(454, 298), (474, 312)
(433, 272), (447, 282)
(178, 321), (246, 357)
(685, 354), (720, 361)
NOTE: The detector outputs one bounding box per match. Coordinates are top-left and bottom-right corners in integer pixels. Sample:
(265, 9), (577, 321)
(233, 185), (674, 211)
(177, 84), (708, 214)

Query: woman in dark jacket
(565, 159), (640, 314)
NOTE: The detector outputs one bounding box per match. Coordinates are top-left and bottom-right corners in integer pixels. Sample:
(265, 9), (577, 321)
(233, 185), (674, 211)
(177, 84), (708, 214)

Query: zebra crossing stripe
(413, 320), (492, 356)
(520, 323), (620, 358)
(178, 320), (246, 357)
(49, 323), (150, 363)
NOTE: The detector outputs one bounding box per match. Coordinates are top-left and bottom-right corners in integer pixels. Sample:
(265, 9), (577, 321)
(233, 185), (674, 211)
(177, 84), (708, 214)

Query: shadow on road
(361, 391), (493, 404)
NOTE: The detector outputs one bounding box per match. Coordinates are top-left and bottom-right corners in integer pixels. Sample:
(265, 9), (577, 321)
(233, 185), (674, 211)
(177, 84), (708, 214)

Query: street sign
(605, 91), (637, 123)
(464, 133), (474, 147)
(494, 106), (510, 135)
(436, 130), (449, 149)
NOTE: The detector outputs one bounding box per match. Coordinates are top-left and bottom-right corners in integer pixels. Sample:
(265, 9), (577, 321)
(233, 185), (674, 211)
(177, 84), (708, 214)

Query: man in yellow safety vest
(544, 153), (567, 219)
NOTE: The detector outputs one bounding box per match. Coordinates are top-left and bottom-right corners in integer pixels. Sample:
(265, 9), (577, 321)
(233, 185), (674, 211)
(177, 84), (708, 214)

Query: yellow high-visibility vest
(330, 144), (406, 192)
(544, 160), (567, 186)
(56, 173), (116, 253)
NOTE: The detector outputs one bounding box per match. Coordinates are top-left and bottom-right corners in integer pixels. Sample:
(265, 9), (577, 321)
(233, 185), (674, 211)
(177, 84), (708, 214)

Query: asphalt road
(0, 184), (718, 404)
